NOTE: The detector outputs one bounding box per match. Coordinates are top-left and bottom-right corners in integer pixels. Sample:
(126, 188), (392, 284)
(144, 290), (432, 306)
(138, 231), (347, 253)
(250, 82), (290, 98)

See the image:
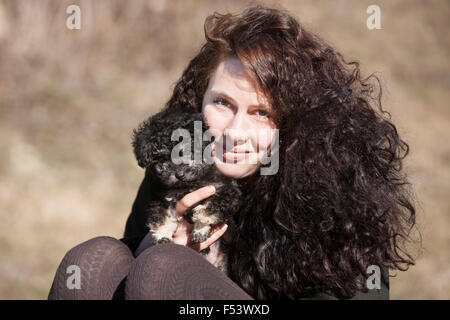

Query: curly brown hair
(162, 5), (419, 299)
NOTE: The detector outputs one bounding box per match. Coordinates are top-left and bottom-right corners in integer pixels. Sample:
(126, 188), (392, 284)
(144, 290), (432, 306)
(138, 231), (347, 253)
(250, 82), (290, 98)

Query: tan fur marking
(149, 207), (178, 241)
(192, 203), (220, 225)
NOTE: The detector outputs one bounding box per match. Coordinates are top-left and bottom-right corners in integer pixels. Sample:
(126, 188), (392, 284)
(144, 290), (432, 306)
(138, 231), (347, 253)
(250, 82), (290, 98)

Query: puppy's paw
(191, 229), (210, 243)
(153, 237), (173, 245)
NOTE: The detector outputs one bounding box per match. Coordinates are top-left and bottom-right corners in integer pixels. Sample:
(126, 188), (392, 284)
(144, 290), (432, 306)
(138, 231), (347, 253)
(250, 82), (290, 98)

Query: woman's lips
(222, 151), (254, 163)
(224, 151), (248, 157)
(222, 146), (251, 154)
(212, 143), (255, 162)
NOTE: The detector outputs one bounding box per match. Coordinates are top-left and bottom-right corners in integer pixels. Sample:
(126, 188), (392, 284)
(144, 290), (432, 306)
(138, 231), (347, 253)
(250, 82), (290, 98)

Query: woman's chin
(213, 155), (259, 179)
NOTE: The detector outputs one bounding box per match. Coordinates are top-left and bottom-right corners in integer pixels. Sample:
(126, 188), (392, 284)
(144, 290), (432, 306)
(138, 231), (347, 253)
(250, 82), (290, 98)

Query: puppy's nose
(175, 171), (185, 179)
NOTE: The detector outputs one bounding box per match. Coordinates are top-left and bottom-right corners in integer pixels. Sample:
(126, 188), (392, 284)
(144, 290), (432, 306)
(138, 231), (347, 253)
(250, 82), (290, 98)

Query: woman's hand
(172, 185), (228, 252)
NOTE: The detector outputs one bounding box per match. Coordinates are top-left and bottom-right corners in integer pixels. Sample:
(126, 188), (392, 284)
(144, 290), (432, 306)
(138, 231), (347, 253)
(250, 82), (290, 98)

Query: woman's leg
(124, 243), (253, 300)
(48, 236), (134, 300)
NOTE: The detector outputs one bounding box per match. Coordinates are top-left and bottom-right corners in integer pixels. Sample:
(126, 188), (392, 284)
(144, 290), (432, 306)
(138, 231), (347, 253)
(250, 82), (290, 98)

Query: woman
(49, 5), (417, 300)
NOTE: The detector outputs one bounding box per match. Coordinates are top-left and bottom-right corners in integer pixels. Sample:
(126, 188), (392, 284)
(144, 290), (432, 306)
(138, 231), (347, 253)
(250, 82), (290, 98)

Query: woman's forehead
(209, 57), (270, 108)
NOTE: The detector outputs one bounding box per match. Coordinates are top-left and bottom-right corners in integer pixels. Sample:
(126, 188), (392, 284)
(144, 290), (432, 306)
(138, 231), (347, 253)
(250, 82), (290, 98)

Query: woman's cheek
(203, 105), (228, 133)
(254, 128), (276, 154)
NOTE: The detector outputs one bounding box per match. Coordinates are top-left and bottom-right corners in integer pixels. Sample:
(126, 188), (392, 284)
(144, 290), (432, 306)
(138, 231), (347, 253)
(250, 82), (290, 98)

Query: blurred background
(0, 0), (448, 299)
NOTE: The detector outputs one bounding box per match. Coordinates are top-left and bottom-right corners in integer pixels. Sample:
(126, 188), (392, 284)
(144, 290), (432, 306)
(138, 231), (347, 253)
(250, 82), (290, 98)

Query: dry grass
(0, 0), (448, 299)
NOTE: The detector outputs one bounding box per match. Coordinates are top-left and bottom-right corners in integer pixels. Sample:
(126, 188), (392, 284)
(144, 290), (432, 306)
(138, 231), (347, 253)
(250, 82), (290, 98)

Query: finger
(198, 224), (228, 252)
(172, 220), (193, 246)
(176, 185), (216, 217)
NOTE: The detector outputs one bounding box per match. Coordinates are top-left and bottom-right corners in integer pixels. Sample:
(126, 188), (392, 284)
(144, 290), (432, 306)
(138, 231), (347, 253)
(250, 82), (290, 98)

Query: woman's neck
(237, 173), (259, 192)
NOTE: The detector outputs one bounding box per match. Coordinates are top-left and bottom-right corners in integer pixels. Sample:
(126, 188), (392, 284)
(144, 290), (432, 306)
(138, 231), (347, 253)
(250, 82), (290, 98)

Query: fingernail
(208, 185), (216, 193)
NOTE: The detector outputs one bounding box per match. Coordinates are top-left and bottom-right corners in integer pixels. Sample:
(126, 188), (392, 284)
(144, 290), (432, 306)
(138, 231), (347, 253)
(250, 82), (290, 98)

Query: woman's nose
(225, 130), (247, 146)
(225, 113), (249, 143)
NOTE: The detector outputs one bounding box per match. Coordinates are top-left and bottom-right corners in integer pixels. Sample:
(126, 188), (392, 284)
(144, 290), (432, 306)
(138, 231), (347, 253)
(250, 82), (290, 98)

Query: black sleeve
(350, 272), (389, 300)
(123, 168), (154, 239)
(301, 272), (390, 300)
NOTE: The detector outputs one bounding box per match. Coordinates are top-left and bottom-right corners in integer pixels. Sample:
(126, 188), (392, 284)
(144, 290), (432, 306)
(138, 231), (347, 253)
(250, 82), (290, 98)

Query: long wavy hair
(162, 5), (419, 299)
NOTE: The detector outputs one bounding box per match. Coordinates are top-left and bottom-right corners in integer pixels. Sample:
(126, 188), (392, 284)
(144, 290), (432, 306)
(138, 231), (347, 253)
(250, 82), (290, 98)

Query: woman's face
(202, 56), (277, 179)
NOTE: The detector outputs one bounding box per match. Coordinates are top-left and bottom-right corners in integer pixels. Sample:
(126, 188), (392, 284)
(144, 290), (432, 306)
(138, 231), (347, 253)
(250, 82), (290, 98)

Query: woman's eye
(212, 97), (230, 107)
(254, 109), (269, 119)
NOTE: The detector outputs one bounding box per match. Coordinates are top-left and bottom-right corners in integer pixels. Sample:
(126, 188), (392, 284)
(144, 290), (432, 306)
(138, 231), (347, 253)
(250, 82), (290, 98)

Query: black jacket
(124, 168), (155, 240)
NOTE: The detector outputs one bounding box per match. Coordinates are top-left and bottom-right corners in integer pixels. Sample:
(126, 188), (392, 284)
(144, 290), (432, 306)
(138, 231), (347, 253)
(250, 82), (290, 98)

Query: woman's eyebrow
(210, 89), (271, 109)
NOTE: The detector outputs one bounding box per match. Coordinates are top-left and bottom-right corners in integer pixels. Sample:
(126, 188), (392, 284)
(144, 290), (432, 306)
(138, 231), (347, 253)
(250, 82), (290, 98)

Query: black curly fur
(132, 105), (242, 274)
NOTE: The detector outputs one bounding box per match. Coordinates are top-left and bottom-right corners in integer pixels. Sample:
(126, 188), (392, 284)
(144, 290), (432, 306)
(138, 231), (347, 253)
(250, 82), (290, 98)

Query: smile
(223, 151), (249, 159)
(222, 145), (251, 154)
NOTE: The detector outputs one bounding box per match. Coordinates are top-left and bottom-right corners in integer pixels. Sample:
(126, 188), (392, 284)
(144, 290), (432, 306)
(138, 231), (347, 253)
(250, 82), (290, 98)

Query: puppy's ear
(132, 118), (154, 168)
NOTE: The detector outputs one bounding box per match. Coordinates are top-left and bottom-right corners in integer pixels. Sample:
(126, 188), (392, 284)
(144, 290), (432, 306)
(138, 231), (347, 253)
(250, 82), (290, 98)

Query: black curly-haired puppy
(132, 105), (243, 274)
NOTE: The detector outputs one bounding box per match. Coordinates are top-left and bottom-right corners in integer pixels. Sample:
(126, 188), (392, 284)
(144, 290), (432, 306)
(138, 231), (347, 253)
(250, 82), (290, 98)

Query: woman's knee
(48, 236), (134, 300)
(125, 243), (198, 299)
(134, 243), (196, 268)
(124, 243), (252, 300)
(60, 236), (132, 273)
